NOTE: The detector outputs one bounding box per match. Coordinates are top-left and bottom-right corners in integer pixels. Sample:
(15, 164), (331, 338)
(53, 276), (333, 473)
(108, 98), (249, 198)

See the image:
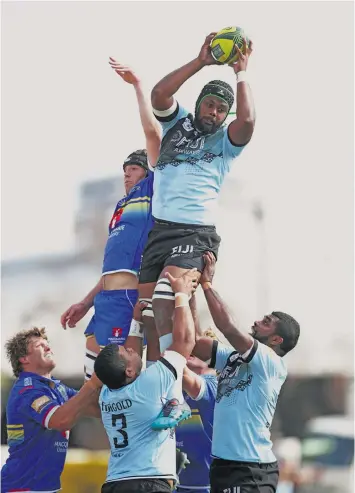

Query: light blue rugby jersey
(210, 340), (287, 463)
(153, 101), (246, 226)
(99, 351), (186, 483)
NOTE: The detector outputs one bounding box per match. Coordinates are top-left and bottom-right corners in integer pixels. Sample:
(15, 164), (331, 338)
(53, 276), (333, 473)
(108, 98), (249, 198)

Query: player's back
(100, 356), (181, 484)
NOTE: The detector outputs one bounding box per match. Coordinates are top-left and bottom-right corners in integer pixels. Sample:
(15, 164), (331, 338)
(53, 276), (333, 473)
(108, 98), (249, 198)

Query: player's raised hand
(132, 300), (148, 324)
(165, 268), (198, 297)
(109, 58), (141, 86)
(229, 38), (253, 74)
(198, 33), (219, 66)
(200, 251), (216, 285)
(60, 302), (90, 329)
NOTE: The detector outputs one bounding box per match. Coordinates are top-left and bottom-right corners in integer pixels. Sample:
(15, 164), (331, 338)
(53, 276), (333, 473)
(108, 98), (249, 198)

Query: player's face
(123, 164), (146, 194)
(195, 96), (229, 135)
(250, 314), (280, 345)
(25, 337), (56, 373)
(118, 345), (143, 379)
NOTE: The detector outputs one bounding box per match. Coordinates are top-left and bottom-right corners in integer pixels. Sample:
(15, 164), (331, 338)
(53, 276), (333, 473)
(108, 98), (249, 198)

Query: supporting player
(138, 34), (256, 429)
(1, 327), (102, 493)
(60, 62), (161, 380)
(94, 269), (197, 493)
(174, 337), (218, 493)
(194, 253), (301, 493)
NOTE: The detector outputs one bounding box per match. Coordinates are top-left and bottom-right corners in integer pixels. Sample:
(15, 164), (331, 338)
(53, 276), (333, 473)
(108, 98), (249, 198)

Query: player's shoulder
(255, 342), (287, 375)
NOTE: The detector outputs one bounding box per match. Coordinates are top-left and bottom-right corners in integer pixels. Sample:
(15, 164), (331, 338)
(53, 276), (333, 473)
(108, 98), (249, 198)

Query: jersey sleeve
(20, 389), (60, 429)
(246, 340), (287, 381)
(135, 351), (186, 402)
(153, 100), (189, 137)
(221, 125), (247, 173)
(209, 341), (235, 372)
(193, 374), (218, 403)
(65, 385), (78, 400)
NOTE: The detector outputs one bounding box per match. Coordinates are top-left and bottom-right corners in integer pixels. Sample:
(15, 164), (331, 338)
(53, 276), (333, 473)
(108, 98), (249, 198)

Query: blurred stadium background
(1, 174), (353, 493)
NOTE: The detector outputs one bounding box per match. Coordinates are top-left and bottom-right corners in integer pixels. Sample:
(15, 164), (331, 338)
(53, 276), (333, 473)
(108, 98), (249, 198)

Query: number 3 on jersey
(112, 413), (128, 448)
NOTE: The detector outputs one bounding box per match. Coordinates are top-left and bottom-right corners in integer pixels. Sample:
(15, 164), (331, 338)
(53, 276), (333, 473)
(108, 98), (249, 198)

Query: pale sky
(1, 1), (354, 357)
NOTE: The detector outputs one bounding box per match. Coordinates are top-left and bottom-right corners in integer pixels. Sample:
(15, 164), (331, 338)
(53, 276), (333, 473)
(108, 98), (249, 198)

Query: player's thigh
(92, 289), (138, 347)
(163, 226), (221, 274)
(86, 334), (100, 354)
(101, 478), (172, 493)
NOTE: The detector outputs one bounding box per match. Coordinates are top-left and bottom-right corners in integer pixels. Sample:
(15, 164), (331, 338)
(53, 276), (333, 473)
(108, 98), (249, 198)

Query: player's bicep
(222, 126), (247, 173)
(24, 392), (60, 429)
(153, 101), (189, 136)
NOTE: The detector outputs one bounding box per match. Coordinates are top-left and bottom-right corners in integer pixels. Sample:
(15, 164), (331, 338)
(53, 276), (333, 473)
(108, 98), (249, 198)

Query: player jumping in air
(137, 33), (256, 429)
(60, 62), (161, 380)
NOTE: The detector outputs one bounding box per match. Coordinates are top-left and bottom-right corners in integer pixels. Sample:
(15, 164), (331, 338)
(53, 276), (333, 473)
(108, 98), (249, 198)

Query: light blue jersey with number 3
(99, 351), (186, 484)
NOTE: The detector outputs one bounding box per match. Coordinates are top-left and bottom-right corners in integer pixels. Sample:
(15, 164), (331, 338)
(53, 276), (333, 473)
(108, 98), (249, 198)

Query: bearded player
(60, 62), (161, 380)
(137, 34), (256, 428)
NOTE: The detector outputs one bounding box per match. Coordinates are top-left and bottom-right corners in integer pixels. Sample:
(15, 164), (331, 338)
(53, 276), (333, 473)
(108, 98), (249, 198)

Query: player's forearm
(235, 77), (255, 124)
(48, 381), (100, 431)
(134, 83), (161, 139)
(81, 278), (103, 308)
(203, 286), (253, 354)
(170, 301), (195, 358)
(182, 367), (202, 399)
(151, 58), (204, 109)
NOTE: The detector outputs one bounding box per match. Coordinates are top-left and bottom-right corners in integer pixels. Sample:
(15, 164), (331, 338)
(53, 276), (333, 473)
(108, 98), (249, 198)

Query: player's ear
(19, 355), (30, 365)
(125, 365), (136, 379)
(270, 334), (283, 347)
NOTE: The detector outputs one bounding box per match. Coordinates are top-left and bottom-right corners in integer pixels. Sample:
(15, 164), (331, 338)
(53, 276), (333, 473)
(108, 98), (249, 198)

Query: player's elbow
(48, 413), (74, 432)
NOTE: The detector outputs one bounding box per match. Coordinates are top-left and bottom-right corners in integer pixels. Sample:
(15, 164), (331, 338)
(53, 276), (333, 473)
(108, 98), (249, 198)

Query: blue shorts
(84, 289), (138, 347)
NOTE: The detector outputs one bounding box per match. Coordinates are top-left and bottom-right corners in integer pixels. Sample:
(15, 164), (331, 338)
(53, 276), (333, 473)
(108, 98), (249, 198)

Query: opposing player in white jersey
(137, 34), (256, 428)
(194, 253), (301, 493)
(94, 268), (197, 493)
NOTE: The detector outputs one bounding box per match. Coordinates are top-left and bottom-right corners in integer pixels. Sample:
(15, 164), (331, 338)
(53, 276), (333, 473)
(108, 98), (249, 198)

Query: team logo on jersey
(110, 208), (124, 229)
(182, 117), (194, 132)
(58, 385), (68, 401)
(24, 377), (32, 387)
(31, 395), (51, 413)
(112, 328), (122, 338)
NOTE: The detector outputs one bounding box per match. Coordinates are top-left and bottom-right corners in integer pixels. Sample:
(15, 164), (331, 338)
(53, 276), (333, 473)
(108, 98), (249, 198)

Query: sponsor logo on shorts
(31, 395), (51, 413)
(112, 328), (123, 338)
(171, 245), (194, 257)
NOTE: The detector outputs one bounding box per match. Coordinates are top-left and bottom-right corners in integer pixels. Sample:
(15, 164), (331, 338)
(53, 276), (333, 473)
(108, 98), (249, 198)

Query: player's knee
(139, 297), (154, 319)
(152, 277), (175, 304)
(84, 349), (98, 381)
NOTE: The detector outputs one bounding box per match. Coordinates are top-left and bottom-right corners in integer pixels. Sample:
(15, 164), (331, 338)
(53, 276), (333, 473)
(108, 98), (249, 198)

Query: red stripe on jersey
(41, 404), (57, 426)
(18, 386), (34, 394)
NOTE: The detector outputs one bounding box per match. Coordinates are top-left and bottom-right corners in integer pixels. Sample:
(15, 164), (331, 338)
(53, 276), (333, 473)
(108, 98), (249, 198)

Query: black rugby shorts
(102, 478), (172, 493)
(210, 459), (279, 493)
(139, 218), (221, 284)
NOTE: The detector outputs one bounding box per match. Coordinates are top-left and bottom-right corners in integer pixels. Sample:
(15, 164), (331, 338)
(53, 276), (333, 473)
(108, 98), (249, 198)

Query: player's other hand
(165, 268), (198, 296)
(87, 372), (103, 390)
(60, 302), (90, 329)
(133, 300), (148, 324)
(200, 251), (216, 284)
(229, 38), (253, 74)
(109, 58), (141, 86)
(198, 33), (218, 66)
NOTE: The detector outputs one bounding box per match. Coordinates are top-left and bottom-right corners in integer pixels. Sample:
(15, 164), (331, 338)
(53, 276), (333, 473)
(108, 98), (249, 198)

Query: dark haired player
(137, 34), (256, 428)
(194, 253), (301, 493)
(94, 269), (197, 493)
(61, 63), (161, 380)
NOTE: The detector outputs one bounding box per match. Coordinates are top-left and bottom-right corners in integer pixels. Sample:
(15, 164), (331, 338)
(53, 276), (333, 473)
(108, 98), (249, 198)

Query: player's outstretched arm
(109, 59), (162, 166)
(182, 366), (204, 399)
(165, 269), (197, 359)
(47, 374), (103, 431)
(201, 252), (254, 354)
(60, 277), (103, 329)
(151, 33), (218, 111)
(124, 300), (148, 357)
(228, 39), (256, 146)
